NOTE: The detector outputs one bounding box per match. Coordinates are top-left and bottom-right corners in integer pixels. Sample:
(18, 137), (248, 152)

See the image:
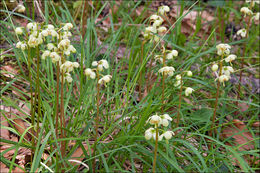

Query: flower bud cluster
(84, 59), (112, 86)
(143, 6), (170, 42)
(212, 44), (236, 86)
(145, 114), (174, 141)
(237, 1), (259, 38)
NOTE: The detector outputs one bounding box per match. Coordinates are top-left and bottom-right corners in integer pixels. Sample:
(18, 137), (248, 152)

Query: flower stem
(60, 56), (65, 159)
(36, 45), (41, 138)
(28, 47), (35, 159)
(93, 70), (100, 173)
(210, 55), (224, 137)
(152, 125), (159, 173)
(237, 14), (251, 106)
(176, 73), (183, 128)
(55, 61), (60, 139)
(161, 51), (166, 113)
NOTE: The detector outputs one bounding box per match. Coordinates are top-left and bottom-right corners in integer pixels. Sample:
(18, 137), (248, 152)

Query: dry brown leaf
(221, 119), (254, 151)
(70, 144), (92, 166)
(238, 103), (249, 112)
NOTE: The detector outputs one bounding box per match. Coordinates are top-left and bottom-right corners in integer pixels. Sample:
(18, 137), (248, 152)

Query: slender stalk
(161, 51), (166, 112)
(209, 55), (224, 137)
(176, 73), (183, 128)
(55, 62), (60, 139)
(237, 14), (251, 104)
(146, 43), (155, 93)
(36, 45), (41, 138)
(60, 55), (65, 159)
(28, 46), (35, 159)
(92, 70), (100, 173)
(139, 41), (145, 100)
(152, 124), (159, 173)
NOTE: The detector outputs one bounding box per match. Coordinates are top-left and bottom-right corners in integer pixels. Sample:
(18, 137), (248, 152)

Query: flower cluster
(84, 59), (112, 86)
(145, 114), (174, 141)
(143, 5), (170, 42)
(212, 43), (236, 85)
(174, 71), (194, 96)
(237, 0), (259, 38)
(15, 22), (79, 83)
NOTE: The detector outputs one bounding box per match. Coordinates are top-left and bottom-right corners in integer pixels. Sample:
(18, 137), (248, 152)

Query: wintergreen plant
(84, 59), (111, 173)
(145, 113), (174, 173)
(210, 43), (236, 136)
(237, 0), (259, 102)
(15, 21), (78, 170)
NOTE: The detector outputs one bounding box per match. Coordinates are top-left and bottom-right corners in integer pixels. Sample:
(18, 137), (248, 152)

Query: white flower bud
(212, 64), (218, 72)
(98, 75), (112, 85)
(171, 50), (178, 57)
(47, 24), (55, 30)
(216, 43), (231, 56)
(174, 80), (181, 88)
(20, 43), (27, 50)
(145, 128), (155, 140)
(153, 19), (163, 27)
(186, 71), (192, 77)
(185, 87), (194, 96)
(47, 43), (56, 50)
(16, 41), (22, 48)
(27, 22), (37, 31)
(41, 30), (48, 37)
(15, 27), (23, 35)
(159, 114), (172, 127)
(176, 74), (181, 80)
(73, 62), (79, 68)
(17, 4), (25, 13)
(42, 50), (50, 60)
(252, 12), (260, 22)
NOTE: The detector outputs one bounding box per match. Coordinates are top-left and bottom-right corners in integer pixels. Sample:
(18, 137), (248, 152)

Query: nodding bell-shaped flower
(176, 74), (181, 81)
(153, 19), (163, 27)
(246, 0), (260, 6)
(16, 41), (27, 50)
(216, 43), (231, 56)
(225, 54), (237, 63)
(65, 73), (73, 83)
(158, 5), (170, 16)
(240, 7), (253, 17)
(212, 64), (219, 72)
(237, 29), (247, 38)
(186, 71), (193, 77)
(174, 80), (181, 88)
(158, 66), (175, 77)
(161, 131), (174, 140)
(47, 43), (57, 51)
(145, 128), (157, 140)
(60, 61), (78, 73)
(147, 114), (162, 125)
(40, 30), (49, 37)
(58, 39), (70, 50)
(98, 75), (112, 85)
(222, 66), (234, 76)
(50, 52), (61, 63)
(27, 22), (37, 31)
(15, 27), (23, 35)
(63, 23), (73, 30)
(92, 59), (109, 71)
(159, 114), (172, 127)
(47, 24), (55, 30)
(42, 50), (50, 60)
(166, 50), (178, 60)
(150, 14), (160, 21)
(17, 4), (25, 13)
(155, 55), (163, 64)
(218, 74), (230, 85)
(185, 87), (194, 96)
(157, 26), (167, 33)
(84, 68), (96, 79)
